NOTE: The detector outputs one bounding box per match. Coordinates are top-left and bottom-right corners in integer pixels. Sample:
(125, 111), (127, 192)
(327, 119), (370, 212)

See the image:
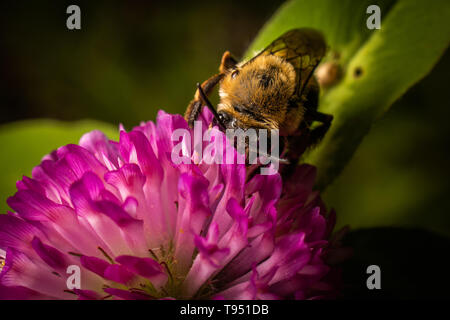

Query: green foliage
(323, 52), (450, 237)
(0, 120), (118, 213)
(246, 0), (450, 189)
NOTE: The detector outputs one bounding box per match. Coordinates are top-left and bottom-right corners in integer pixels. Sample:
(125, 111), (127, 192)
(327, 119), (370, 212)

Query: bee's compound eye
(217, 111), (236, 129)
(218, 111), (230, 122)
(231, 69), (239, 79)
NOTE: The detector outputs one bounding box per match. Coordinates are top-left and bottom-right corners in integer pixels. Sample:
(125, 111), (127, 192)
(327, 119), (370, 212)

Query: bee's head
(218, 54), (297, 130)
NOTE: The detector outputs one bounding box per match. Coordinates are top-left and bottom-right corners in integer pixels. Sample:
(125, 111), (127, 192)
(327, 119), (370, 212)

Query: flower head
(0, 109), (341, 299)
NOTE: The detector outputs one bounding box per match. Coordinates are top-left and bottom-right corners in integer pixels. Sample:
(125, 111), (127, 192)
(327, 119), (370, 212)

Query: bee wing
(249, 28), (327, 97)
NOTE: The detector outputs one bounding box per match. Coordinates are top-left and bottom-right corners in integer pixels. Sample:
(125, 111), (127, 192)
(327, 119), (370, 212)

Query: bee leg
(307, 111), (333, 147)
(185, 73), (223, 128)
(281, 112), (333, 179)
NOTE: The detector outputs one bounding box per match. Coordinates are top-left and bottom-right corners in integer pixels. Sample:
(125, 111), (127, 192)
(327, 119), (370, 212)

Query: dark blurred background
(0, 0), (283, 127)
(0, 0), (449, 238)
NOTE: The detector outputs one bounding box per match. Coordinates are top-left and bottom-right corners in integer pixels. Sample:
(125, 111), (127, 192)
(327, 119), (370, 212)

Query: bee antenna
(196, 83), (226, 130)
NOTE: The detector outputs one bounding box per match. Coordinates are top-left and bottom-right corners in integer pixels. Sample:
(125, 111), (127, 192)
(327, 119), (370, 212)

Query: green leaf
(0, 119), (119, 213)
(322, 52), (450, 236)
(246, 0), (450, 189)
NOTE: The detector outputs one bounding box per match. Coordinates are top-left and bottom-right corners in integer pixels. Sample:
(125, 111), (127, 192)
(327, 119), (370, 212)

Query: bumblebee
(185, 28), (333, 168)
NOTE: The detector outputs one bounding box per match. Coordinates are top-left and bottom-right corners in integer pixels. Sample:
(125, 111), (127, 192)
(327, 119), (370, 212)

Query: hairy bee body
(218, 54), (298, 134)
(185, 28), (333, 167)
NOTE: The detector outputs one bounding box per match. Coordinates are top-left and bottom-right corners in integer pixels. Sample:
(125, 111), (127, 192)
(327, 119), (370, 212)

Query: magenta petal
(79, 130), (120, 170)
(103, 264), (136, 285)
(119, 130), (163, 182)
(94, 200), (141, 228)
(31, 237), (68, 270)
(218, 232), (274, 284)
(211, 162), (245, 237)
(297, 207), (327, 242)
(7, 189), (74, 222)
(69, 171), (107, 212)
(6, 190), (103, 257)
(104, 163), (146, 200)
(183, 223), (231, 296)
(115, 255), (167, 288)
(174, 172), (211, 271)
(34, 159), (77, 202)
(55, 144), (107, 180)
(154, 111), (190, 161)
(80, 256), (110, 277)
(16, 176), (45, 195)
(194, 232), (230, 268)
(0, 215), (45, 257)
(225, 197), (245, 220)
(254, 233), (310, 285)
(1, 248), (71, 299)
